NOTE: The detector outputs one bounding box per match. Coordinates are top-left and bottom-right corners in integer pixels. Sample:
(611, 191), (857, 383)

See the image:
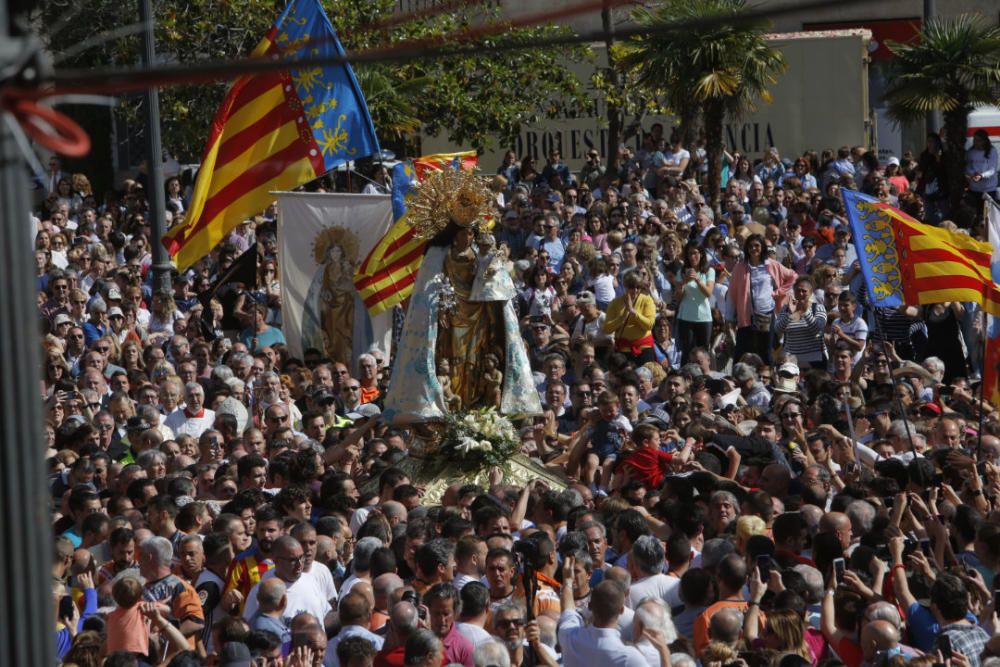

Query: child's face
(599, 402), (619, 421)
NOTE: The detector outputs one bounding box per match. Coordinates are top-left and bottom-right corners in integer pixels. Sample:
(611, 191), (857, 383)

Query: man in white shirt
(627, 536), (679, 609)
(452, 535), (486, 593)
(292, 522), (338, 605)
(558, 555), (648, 667)
(243, 536), (331, 623)
(455, 581), (493, 647)
(164, 382), (215, 438)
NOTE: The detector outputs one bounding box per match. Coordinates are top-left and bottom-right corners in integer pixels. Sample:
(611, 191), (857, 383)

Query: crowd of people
(36, 121), (1000, 667)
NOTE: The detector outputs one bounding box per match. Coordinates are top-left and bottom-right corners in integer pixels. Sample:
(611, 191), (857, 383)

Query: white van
(967, 105), (1000, 152)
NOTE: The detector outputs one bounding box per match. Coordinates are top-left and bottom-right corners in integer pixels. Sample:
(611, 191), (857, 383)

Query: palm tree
(619, 0), (785, 212)
(884, 14), (1000, 211)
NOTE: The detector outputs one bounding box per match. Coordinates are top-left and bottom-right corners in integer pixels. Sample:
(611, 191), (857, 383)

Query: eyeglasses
(277, 554), (306, 565)
(576, 391), (592, 397)
(88, 402), (101, 410)
(344, 386), (360, 391)
(94, 346), (110, 352)
(268, 414), (289, 422)
(496, 618), (524, 628)
(783, 412), (802, 419)
(96, 423), (114, 431)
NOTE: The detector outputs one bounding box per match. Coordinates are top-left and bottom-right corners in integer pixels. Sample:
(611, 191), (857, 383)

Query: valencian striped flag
(843, 190), (1000, 315)
(163, 0), (380, 271)
(353, 151), (478, 315)
(983, 197), (1000, 406)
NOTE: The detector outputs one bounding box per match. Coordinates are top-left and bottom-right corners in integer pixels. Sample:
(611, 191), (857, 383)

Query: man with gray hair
(248, 577), (289, 647)
(473, 640), (511, 667)
(634, 597), (679, 667)
(846, 500), (876, 540)
(357, 353), (380, 404)
(164, 381), (215, 438)
(732, 362), (771, 409)
(139, 536), (205, 642)
(628, 535), (679, 609)
(341, 536), (383, 597)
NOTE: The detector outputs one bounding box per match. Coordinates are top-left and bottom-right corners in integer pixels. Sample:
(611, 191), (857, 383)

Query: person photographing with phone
(774, 276), (827, 370)
(668, 241), (716, 365)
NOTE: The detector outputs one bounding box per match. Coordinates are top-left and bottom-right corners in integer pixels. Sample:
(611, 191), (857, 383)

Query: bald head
(352, 579), (375, 610)
(257, 577), (287, 612)
(820, 511), (853, 549)
(316, 535), (337, 563)
(382, 501), (407, 522)
(373, 573), (404, 606)
(390, 601), (420, 640)
(861, 619), (899, 659)
(709, 607), (743, 645)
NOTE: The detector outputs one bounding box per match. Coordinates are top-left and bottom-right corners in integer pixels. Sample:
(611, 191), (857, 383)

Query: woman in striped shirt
(774, 276), (827, 369)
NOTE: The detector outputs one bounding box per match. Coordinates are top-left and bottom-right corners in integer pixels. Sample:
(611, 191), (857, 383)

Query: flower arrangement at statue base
(433, 406), (520, 473)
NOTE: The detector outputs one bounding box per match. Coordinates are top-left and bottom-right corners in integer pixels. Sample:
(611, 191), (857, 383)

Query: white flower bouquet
(437, 407), (519, 469)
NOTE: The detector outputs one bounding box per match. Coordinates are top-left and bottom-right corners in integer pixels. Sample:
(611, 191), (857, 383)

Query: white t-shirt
(456, 622), (493, 647)
(243, 568), (333, 622)
(833, 316), (869, 363)
(628, 573), (680, 609)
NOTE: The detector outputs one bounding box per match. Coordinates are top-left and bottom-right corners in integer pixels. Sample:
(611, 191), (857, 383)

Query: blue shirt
(240, 326), (286, 350)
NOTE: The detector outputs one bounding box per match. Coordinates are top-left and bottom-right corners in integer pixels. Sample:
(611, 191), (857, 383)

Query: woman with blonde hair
(42, 351), (70, 398)
(735, 515), (767, 554)
(67, 287), (89, 325)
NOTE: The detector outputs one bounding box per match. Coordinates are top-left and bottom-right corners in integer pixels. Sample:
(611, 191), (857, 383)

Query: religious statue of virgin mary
(383, 168), (542, 424)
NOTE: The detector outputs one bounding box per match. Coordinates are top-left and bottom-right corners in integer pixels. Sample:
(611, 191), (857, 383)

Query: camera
(401, 590), (425, 619)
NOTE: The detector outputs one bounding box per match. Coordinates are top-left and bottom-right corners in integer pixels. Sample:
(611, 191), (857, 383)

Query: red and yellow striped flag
(163, 0), (380, 271)
(353, 151), (477, 315)
(889, 205), (1000, 315)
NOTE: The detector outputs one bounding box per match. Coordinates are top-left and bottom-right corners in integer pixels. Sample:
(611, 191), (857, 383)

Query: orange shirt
(693, 599), (766, 655)
(360, 385), (380, 405)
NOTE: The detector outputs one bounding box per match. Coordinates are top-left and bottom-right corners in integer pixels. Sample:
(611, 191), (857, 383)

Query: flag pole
(872, 308), (918, 458)
(979, 194), (992, 458)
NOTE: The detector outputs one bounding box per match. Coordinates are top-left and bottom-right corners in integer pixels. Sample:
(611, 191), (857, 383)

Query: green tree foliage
(618, 0), (785, 211)
(884, 14), (1000, 210)
(37, 0), (588, 162)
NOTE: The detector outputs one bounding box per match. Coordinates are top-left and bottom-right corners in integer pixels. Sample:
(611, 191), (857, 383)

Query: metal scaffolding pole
(140, 0), (173, 293)
(0, 9), (55, 666)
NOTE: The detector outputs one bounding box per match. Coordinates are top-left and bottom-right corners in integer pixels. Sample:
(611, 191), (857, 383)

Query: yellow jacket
(604, 293), (656, 345)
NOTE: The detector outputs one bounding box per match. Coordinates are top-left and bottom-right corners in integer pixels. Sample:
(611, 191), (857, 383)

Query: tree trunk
(704, 100), (725, 217)
(678, 105), (698, 157)
(602, 5), (623, 174)
(944, 106), (968, 214)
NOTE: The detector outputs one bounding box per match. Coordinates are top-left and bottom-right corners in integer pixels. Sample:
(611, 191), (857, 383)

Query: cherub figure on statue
(437, 358), (461, 412)
(479, 352), (503, 408)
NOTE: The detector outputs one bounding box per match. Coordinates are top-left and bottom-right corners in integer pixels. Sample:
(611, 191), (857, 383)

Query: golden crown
(407, 167), (495, 240)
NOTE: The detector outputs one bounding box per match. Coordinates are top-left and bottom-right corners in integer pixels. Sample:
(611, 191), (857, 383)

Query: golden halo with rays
(311, 226), (360, 266)
(407, 167), (495, 240)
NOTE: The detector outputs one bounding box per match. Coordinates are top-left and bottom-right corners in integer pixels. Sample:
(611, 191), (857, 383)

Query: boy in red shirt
(617, 423), (691, 489)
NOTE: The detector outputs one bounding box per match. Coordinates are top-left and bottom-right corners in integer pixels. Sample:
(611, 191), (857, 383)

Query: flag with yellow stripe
(163, 0), (380, 271)
(353, 151), (477, 315)
(844, 190), (1000, 316)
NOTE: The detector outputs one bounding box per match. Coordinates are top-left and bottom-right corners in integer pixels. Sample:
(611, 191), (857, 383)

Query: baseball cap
(125, 416), (151, 432)
(887, 156), (900, 166)
(218, 642), (253, 667)
(108, 306), (124, 318)
(106, 286), (123, 300)
(53, 313), (73, 326)
(778, 362), (800, 377)
(89, 298), (107, 314)
(346, 403), (382, 421)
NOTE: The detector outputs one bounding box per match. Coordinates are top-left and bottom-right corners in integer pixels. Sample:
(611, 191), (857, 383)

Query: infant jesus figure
(479, 352), (503, 409)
